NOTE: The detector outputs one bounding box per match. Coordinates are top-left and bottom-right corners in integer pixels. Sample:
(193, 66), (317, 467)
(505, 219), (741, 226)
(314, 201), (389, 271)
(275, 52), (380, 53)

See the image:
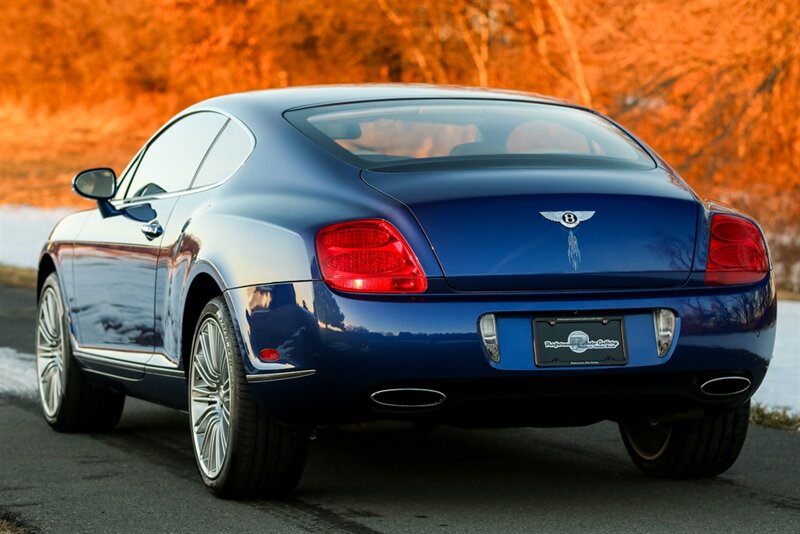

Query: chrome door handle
(140, 222), (163, 240)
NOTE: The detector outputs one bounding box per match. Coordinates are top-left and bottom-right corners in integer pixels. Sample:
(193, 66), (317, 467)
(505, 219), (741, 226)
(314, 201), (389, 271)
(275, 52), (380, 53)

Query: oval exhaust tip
(700, 376), (751, 397)
(370, 388), (446, 409)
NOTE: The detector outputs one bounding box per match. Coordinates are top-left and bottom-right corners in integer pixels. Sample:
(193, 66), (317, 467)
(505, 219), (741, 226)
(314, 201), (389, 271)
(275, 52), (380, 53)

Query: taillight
(316, 219), (427, 293)
(705, 214), (768, 286)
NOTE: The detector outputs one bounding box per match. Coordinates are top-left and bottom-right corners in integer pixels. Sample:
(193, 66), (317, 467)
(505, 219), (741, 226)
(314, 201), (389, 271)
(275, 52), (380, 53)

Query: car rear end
(235, 95), (776, 476)
(233, 271), (774, 428)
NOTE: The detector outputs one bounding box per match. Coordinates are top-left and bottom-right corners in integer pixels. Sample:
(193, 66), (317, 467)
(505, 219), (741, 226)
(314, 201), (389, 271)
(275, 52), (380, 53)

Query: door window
(124, 112), (226, 199)
(191, 120), (253, 189)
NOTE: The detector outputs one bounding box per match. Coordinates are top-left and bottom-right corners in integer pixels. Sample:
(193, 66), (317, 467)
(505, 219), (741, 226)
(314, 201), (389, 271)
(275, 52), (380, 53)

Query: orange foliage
(1, 0), (798, 282)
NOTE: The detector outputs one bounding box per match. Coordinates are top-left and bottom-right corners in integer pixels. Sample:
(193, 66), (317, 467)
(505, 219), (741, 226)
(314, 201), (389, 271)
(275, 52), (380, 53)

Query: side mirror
(73, 168), (117, 200)
(71, 167), (154, 222)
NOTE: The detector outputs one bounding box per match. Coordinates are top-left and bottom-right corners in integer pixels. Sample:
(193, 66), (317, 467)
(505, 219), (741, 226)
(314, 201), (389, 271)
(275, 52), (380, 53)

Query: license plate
(533, 316), (627, 367)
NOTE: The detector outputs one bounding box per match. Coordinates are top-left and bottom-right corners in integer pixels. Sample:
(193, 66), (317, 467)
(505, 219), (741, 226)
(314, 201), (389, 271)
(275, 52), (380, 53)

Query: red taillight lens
(705, 214), (768, 286)
(259, 348), (280, 362)
(316, 219), (427, 293)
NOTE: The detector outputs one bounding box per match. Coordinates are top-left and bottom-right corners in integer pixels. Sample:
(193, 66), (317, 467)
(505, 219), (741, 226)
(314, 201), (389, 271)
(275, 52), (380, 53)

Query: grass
(0, 265), (36, 289)
(0, 519), (23, 534)
(0, 513), (36, 534)
(750, 403), (800, 432)
(777, 289), (800, 301)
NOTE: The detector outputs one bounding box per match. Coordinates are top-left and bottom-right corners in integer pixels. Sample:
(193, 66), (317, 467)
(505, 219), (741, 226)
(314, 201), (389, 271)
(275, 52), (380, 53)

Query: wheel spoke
(213, 422), (223, 472)
(46, 296), (59, 336)
(220, 401), (230, 428)
(49, 372), (58, 406)
(40, 358), (57, 379)
(200, 423), (214, 466)
(52, 374), (61, 404)
(219, 418), (228, 450)
(191, 388), (216, 406)
(193, 404), (216, 435)
(205, 423), (214, 470)
(41, 370), (53, 401)
(39, 321), (56, 346)
(41, 296), (52, 331)
(201, 329), (214, 373)
(205, 323), (219, 375)
(212, 323), (225, 376)
(38, 347), (59, 362)
(40, 307), (55, 342)
(208, 422), (220, 472)
(194, 350), (216, 388)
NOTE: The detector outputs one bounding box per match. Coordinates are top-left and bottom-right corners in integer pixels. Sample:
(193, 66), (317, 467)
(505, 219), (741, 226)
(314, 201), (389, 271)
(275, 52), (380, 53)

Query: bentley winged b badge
(540, 211), (595, 229)
(540, 211), (596, 270)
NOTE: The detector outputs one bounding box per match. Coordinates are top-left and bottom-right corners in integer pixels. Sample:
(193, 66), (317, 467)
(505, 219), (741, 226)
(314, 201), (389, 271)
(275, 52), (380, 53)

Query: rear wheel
(619, 401), (750, 478)
(37, 272), (125, 431)
(188, 296), (308, 498)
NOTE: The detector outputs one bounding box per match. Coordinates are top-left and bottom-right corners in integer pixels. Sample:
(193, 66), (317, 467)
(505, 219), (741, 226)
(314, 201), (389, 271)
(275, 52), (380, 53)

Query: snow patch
(0, 347), (37, 398)
(0, 204), (76, 268)
(753, 300), (800, 413)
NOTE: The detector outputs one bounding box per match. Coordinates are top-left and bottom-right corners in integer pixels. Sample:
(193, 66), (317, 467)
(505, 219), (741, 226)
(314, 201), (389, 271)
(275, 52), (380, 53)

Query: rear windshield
(284, 99), (655, 171)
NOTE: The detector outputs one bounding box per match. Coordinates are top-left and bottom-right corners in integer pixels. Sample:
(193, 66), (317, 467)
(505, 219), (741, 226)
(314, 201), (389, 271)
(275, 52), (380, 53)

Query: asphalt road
(1, 284), (799, 533)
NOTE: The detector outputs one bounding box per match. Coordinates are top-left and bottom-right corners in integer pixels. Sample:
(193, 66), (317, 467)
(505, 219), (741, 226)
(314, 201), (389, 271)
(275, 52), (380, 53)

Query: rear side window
(192, 120), (253, 189)
(124, 112), (227, 199)
(285, 99), (655, 171)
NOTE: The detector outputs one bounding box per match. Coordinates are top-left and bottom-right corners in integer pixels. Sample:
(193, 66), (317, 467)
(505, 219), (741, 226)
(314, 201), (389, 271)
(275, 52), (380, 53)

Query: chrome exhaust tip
(370, 388), (446, 409)
(700, 376), (751, 397)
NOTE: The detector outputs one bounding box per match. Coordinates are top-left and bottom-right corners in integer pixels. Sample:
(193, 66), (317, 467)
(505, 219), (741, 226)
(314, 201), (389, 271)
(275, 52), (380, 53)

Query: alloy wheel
(190, 316), (233, 479)
(37, 286), (65, 418)
(623, 420), (673, 461)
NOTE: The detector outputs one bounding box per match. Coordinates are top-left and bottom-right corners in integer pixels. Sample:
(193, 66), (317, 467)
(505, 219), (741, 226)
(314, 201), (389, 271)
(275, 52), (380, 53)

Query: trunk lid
(362, 167), (699, 291)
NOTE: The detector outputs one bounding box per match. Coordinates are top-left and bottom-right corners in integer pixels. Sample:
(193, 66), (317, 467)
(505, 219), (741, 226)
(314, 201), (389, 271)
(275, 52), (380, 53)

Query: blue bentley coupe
(36, 85), (776, 498)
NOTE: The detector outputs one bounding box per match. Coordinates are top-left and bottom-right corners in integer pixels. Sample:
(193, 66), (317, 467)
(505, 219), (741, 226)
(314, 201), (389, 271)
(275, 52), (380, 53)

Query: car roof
(190, 84), (573, 117)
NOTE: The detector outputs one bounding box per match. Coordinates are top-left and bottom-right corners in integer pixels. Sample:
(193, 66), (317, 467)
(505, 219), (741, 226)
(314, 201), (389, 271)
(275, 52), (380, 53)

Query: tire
(36, 272), (125, 432)
(188, 296), (308, 499)
(619, 401), (750, 478)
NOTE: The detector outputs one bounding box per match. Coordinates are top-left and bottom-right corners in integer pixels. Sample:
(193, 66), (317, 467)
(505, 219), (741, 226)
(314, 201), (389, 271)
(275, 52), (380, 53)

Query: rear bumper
(227, 276), (777, 427)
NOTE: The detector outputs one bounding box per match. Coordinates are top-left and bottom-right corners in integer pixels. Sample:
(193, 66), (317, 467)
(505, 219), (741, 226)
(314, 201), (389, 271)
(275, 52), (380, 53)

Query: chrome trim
(140, 221), (164, 240)
(70, 334), (152, 367)
(73, 350), (146, 372)
(147, 350), (181, 369)
(114, 107), (256, 205)
(79, 366), (141, 382)
(71, 335), (186, 379)
(700, 376), (751, 397)
(246, 369), (316, 383)
(370, 388), (447, 408)
(146, 366), (185, 379)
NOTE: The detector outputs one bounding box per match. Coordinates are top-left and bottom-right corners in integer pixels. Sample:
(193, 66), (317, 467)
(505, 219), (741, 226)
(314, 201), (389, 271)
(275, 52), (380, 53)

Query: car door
(71, 111), (227, 377)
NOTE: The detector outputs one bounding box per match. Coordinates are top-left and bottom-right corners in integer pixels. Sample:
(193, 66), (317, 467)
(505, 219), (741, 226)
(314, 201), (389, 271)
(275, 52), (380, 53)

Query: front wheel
(36, 272), (125, 431)
(188, 296), (308, 499)
(619, 401), (750, 478)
